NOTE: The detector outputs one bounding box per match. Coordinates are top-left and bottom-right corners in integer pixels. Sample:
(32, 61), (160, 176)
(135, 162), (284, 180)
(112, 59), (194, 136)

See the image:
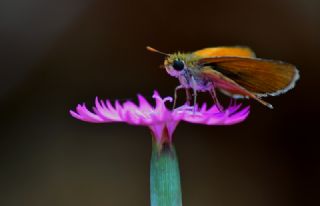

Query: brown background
(1, 0), (319, 206)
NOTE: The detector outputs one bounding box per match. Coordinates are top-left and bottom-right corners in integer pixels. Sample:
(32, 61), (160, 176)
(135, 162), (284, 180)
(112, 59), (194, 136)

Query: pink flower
(70, 91), (249, 143)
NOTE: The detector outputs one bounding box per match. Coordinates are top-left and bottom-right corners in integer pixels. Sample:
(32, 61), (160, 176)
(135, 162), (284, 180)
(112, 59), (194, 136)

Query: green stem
(150, 138), (182, 206)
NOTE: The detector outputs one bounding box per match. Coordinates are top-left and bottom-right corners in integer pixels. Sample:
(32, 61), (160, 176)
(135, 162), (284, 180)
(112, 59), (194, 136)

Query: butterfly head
(146, 46), (197, 78)
(164, 56), (186, 77)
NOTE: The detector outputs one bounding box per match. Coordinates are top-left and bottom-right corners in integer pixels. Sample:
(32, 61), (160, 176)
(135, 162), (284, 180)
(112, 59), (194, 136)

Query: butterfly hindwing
(198, 56), (299, 97)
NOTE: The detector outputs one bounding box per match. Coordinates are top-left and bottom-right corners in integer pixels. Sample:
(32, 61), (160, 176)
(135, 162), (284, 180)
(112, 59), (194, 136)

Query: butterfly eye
(172, 60), (185, 71)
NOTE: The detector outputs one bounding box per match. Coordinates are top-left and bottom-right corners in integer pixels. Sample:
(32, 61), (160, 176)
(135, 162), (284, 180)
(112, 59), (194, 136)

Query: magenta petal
(138, 94), (153, 112)
(70, 110), (83, 120)
(224, 106), (250, 125)
(200, 103), (207, 112)
(74, 104), (104, 122)
(105, 100), (115, 112)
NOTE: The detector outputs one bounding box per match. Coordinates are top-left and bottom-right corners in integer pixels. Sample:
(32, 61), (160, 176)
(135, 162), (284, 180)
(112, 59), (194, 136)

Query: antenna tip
(146, 46), (157, 52)
(146, 46), (169, 56)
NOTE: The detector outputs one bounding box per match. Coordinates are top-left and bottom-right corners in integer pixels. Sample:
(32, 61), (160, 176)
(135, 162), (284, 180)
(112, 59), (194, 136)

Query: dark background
(1, 0), (319, 205)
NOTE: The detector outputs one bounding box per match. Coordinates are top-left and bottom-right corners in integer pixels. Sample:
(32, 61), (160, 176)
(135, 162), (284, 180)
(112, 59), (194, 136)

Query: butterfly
(147, 46), (299, 110)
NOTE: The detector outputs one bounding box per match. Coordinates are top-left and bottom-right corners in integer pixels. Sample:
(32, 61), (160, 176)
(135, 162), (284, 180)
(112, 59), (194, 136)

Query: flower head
(70, 91), (249, 143)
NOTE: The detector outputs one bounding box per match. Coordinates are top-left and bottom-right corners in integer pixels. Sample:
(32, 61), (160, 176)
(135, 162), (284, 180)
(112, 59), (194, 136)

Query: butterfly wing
(198, 56), (299, 97)
(193, 46), (256, 58)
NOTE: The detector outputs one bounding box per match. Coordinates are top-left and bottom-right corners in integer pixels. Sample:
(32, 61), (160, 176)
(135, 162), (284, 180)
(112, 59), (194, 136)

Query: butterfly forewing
(193, 47), (256, 58)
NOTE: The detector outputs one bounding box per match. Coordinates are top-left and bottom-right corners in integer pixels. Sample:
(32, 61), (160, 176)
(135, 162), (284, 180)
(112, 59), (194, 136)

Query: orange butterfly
(147, 46), (299, 110)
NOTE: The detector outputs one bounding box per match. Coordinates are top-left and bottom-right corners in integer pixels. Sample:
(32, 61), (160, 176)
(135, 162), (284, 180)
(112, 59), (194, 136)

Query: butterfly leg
(173, 85), (184, 109)
(209, 87), (224, 112)
(192, 88), (197, 114)
(185, 88), (191, 106)
(191, 77), (198, 113)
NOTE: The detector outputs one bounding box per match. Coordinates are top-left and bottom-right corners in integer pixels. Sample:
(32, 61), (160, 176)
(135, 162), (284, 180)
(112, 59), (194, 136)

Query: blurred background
(1, 0), (319, 205)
